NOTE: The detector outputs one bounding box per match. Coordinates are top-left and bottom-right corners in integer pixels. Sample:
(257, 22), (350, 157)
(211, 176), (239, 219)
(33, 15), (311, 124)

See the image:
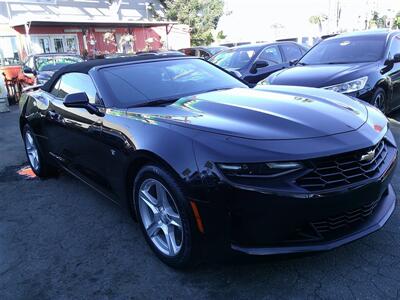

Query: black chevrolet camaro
(19, 55), (397, 268)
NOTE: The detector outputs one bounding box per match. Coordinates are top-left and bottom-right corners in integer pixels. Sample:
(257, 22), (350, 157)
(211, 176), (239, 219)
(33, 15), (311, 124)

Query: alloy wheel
(138, 178), (183, 256)
(25, 131), (40, 171)
(373, 92), (385, 112)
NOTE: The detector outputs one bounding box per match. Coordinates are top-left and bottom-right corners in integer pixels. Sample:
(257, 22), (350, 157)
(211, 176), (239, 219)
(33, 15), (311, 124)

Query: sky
(216, 0), (400, 43)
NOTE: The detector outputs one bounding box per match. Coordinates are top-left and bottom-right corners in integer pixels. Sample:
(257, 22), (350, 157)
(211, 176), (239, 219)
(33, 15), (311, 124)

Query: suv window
(389, 35), (400, 58)
(258, 46), (282, 65)
(53, 73), (98, 104)
(281, 44), (303, 61)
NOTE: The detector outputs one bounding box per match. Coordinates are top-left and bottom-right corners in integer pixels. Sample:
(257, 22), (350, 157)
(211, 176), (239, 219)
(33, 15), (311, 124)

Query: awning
(9, 18), (177, 28)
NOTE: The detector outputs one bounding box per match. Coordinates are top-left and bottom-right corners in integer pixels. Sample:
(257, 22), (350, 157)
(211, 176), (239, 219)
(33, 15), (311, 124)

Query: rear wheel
(133, 165), (199, 268)
(372, 88), (386, 114)
(23, 124), (57, 178)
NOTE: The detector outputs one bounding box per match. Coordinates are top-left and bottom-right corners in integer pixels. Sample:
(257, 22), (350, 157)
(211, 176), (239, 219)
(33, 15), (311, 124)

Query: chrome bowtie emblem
(360, 149), (375, 162)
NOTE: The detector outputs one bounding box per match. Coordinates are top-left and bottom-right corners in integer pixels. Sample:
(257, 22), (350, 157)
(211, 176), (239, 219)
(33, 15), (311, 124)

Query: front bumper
(232, 183), (396, 255)
(193, 140), (397, 256)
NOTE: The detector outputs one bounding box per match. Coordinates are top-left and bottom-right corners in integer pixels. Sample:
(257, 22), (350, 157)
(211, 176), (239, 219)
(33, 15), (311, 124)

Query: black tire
(372, 87), (387, 114)
(22, 124), (57, 178)
(133, 164), (200, 269)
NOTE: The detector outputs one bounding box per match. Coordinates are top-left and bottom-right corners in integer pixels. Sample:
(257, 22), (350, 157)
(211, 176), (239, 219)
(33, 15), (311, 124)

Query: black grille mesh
(297, 140), (387, 192)
(311, 197), (380, 234)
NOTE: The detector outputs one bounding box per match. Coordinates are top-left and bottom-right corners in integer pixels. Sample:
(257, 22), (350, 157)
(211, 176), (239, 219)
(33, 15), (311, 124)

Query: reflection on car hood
(126, 87), (368, 140)
(270, 62), (376, 87)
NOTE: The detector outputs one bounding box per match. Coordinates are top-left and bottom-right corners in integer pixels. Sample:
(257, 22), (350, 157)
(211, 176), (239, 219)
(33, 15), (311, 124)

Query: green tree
(309, 14), (328, 33)
(216, 30), (227, 40)
(393, 11), (400, 29)
(161, 0), (224, 46)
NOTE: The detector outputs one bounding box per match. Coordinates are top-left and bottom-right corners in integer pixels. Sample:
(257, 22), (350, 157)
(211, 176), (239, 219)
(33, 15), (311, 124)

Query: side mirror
(64, 92), (104, 116)
(250, 60), (269, 74)
(289, 59), (299, 66)
(385, 53), (400, 65)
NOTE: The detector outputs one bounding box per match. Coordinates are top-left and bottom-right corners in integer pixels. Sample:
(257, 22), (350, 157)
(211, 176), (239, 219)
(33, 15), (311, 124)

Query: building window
(39, 38), (51, 53)
(0, 36), (20, 65)
(66, 37), (77, 53)
(54, 38), (64, 53)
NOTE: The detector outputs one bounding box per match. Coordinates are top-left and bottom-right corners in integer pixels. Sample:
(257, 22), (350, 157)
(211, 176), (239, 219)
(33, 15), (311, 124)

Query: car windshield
(207, 47), (226, 56)
(209, 48), (257, 69)
(299, 35), (386, 65)
(98, 58), (247, 108)
(36, 56), (83, 72)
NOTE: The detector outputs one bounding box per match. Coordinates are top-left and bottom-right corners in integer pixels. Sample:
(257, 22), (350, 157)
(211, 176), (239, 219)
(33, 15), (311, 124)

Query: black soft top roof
(41, 54), (184, 92)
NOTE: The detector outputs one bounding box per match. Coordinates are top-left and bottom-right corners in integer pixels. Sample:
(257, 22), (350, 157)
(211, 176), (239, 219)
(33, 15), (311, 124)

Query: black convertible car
(261, 30), (400, 114)
(19, 55), (397, 268)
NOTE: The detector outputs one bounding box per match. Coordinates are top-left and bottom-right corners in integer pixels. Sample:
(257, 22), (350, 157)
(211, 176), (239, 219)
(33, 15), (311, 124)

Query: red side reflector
(190, 201), (205, 234)
(374, 124), (383, 132)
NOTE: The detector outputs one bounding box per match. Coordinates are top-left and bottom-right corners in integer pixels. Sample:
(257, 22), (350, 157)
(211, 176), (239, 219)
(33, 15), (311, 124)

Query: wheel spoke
(140, 190), (158, 214)
(146, 221), (161, 237)
(163, 225), (179, 255)
(27, 133), (33, 145)
(156, 182), (168, 207)
(166, 209), (181, 228)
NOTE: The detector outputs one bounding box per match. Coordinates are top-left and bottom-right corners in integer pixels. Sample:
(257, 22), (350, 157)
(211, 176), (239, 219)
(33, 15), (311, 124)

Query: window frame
(48, 72), (103, 106)
(387, 34), (400, 60)
(279, 43), (303, 62)
(256, 45), (283, 65)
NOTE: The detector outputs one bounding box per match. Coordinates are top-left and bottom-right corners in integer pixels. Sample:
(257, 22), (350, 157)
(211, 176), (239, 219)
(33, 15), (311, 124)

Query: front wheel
(372, 88), (387, 114)
(133, 165), (199, 268)
(23, 124), (57, 178)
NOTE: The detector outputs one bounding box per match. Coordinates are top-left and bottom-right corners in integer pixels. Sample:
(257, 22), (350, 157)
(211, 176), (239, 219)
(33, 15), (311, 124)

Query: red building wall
(13, 24), (165, 57)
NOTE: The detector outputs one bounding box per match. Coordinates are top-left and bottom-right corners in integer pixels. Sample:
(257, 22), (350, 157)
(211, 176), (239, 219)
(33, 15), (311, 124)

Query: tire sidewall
(133, 165), (198, 268)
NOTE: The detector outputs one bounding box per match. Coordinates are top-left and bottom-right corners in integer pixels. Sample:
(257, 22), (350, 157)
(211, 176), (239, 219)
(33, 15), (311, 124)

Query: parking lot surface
(1, 106), (400, 299)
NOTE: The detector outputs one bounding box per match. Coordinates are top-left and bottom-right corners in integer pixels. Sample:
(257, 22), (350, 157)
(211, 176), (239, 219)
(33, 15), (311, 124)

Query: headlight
(217, 162), (302, 178)
(323, 76), (368, 94)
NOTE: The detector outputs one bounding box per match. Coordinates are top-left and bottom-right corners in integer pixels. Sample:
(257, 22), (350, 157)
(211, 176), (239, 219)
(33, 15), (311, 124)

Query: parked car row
(19, 49), (398, 268)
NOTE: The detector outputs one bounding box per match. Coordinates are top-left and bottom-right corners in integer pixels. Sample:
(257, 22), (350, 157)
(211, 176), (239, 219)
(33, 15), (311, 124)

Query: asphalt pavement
(1, 106), (400, 299)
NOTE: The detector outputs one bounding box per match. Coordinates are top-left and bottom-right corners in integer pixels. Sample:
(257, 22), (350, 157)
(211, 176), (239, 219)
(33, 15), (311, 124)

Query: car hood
(269, 62), (376, 87)
(125, 87), (368, 140)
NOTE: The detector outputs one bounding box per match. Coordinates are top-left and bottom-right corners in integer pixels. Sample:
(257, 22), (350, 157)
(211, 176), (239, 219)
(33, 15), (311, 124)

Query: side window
(199, 50), (210, 59)
(258, 46), (282, 65)
(50, 79), (61, 97)
(389, 35), (400, 58)
(57, 73), (98, 104)
(281, 44), (303, 62)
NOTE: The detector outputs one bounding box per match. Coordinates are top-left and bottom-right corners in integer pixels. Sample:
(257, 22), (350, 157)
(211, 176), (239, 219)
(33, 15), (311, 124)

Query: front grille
(311, 197), (381, 234)
(297, 140), (388, 192)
